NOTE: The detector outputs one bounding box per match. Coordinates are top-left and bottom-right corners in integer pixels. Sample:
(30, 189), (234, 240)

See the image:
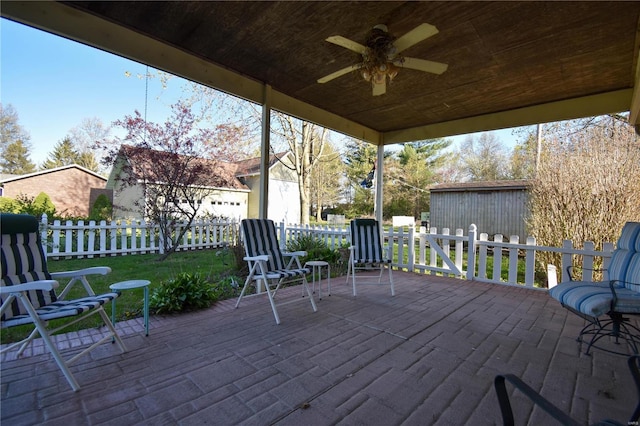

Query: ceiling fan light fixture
(318, 22), (447, 96)
(387, 63), (399, 81)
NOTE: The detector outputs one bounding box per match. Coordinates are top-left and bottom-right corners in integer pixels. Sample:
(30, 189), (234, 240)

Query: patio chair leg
(389, 264), (395, 296)
(17, 293), (81, 391)
(301, 277), (318, 312)
(97, 308), (127, 353)
(262, 278), (281, 325)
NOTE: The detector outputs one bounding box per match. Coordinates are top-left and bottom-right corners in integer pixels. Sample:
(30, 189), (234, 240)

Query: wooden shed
(429, 180), (531, 242)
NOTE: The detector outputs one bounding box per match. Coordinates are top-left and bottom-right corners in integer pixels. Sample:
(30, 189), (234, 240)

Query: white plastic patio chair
(346, 218), (395, 296)
(235, 219), (317, 324)
(0, 213), (127, 391)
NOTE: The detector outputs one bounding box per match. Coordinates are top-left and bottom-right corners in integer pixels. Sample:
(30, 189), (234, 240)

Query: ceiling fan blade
(399, 57), (448, 75)
(317, 64), (361, 84)
(393, 23), (439, 53)
(372, 79), (386, 96)
(325, 35), (366, 55)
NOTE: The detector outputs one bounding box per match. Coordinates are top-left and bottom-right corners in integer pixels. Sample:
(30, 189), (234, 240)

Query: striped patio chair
(346, 218), (395, 296)
(235, 219), (317, 324)
(0, 213), (126, 391)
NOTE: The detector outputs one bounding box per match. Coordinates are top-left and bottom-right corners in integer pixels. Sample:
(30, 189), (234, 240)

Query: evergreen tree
(41, 138), (80, 169)
(75, 150), (100, 172)
(386, 139), (451, 218)
(1, 140), (36, 174)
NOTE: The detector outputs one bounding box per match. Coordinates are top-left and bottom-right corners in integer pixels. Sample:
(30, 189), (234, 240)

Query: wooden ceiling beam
(384, 89), (633, 144)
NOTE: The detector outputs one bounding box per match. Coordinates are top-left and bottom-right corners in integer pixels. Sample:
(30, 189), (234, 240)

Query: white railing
(38, 215), (614, 290)
(386, 224), (614, 289)
(39, 214), (238, 259)
(280, 223), (349, 250)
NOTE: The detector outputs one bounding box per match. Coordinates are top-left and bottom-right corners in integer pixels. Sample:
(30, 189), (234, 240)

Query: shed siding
(430, 189), (529, 241)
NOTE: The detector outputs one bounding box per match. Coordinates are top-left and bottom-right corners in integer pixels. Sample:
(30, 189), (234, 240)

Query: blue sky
(1, 18), (521, 166)
(1, 19), (181, 165)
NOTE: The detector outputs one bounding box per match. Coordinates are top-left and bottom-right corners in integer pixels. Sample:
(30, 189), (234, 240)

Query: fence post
(582, 241), (595, 282)
(466, 224), (477, 280)
(492, 234), (503, 281)
(525, 236), (536, 287)
(100, 220), (107, 256)
(455, 228), (464, 274)
(88, 220), (96, 258)
(508, 235), (519, 284)
(429, 227), (437, 275)
(477, 233), (488, 279)
(408, 226), (415, 272)
(419, 231), (427, 270)
(77, 220), (85, 258)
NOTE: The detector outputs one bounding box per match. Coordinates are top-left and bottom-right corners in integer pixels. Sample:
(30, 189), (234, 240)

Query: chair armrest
(566, 265), (605, 282)
(608, 279), (640, 312)
(494, 374), (582, 426)
(50, 266), (112, 279)
(283, 251), (307, 257)
(244, 255), (270, 262)
(0, 280), (59, 294)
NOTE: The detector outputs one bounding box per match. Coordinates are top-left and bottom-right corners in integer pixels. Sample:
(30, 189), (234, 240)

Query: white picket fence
(39, 215), (237, 259)
(38, 215), (614, 289)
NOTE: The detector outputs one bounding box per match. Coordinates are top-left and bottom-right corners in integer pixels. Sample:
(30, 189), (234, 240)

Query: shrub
(211, 275), (240, 300)
(286, 234), (340, 264)
(149, 272), (216, 314)
(89, 194), (113, 221)
(0, 197), (20, 213)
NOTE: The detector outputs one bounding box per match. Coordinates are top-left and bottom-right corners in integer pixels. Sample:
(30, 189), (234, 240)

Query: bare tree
(458, 133), (510, 181)
(310, 141), (344, 221)
(271, 114), (328, 224)
(527, 115), (640, 275)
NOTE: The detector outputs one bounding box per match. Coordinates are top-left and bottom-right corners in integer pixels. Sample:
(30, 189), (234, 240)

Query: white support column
(374, 144), (384, 223)
(259, 84), (272, 219)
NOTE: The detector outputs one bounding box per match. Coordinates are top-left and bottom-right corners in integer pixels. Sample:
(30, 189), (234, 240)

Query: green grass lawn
(1, 248), (236, 344)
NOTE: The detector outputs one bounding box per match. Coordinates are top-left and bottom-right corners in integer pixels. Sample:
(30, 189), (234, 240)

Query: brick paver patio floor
(1, 272), (637, 425)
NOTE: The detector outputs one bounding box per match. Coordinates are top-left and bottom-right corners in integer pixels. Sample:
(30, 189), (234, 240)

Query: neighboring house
(106, 146), (300, 224)
(0, 164), (109, 217)
(235, 152), (301, 224)
(429, 180), (531, 242)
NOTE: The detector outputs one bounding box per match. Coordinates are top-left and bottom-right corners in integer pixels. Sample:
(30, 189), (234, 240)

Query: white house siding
(198, 190), (248, 221)
(269, 179), (300, 224)
(430, 182), (530, 241)
(244, 175), (300, 224)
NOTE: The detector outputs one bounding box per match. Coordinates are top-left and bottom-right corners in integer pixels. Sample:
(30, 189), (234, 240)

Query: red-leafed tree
(101, 102), (245, 259)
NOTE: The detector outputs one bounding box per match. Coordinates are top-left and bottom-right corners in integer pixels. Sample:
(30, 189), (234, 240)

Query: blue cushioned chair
(549, 222), (640, 355)
(346, 219), (395, 296)
(235, 219), (317, 324)
(0, 213), (126, 391)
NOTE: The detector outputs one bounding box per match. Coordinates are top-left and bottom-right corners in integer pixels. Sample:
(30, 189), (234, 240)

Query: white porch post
(374, 143), (384, 223)
(259, 84), (272, 219)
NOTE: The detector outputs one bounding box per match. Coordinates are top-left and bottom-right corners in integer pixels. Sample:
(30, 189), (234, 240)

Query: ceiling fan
(317, 23), (448, 96)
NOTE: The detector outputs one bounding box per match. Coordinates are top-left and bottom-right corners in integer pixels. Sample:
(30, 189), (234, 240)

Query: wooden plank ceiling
(3, 1), (640, 145)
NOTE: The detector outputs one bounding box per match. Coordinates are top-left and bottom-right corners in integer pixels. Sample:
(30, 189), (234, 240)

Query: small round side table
(109, 280), (151, 336)
(304, 261), (331, 299)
